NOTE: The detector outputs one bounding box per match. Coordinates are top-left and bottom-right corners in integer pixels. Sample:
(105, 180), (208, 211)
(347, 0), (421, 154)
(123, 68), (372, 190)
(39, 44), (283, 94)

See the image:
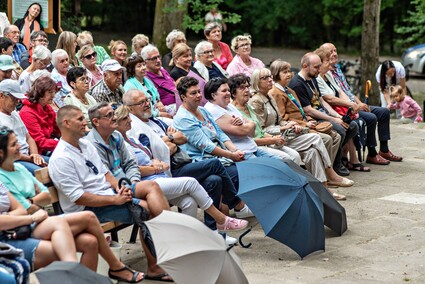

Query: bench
(34, 168), (138, 243)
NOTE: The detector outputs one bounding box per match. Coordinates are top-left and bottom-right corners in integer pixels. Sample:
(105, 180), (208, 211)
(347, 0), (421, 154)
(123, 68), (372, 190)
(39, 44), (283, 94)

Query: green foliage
(174, 0), (241, 33)
(395, 0), (425, 47)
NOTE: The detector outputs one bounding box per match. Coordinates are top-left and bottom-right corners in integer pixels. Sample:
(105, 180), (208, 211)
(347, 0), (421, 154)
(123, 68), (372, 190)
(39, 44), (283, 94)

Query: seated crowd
(0, 21), (404, 283)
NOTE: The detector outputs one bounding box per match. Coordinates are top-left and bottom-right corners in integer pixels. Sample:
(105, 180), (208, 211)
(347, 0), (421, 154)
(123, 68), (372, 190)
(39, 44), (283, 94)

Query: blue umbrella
(236, 158), (325, 259)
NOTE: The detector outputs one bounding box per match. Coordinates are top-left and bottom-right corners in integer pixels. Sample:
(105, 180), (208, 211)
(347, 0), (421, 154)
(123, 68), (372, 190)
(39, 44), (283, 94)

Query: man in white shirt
(49, 105), (173, 282)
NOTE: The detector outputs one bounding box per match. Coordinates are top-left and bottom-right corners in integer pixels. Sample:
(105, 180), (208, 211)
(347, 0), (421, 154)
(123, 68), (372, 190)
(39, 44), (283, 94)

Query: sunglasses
(111, 103), (122, 111)
(85, 160), (99, 175)
(84, 51), (97, 60)
(260, 75), (272, 80)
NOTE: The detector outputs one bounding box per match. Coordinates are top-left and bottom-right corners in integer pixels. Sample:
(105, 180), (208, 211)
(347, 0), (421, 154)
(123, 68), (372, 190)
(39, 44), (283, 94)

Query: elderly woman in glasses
(19, 75), (61, 156)
(18, 45), (51, 94)
(123, 54), (170, 118)
(226, 34), (265, 77)
(204, 23), (233, 70)
(51, 49), (72, 109)
(162, 29), (187, 73)
(78, 45), (103, 87)
(193, 41), (229, 82)
(64, 67), (97, 129)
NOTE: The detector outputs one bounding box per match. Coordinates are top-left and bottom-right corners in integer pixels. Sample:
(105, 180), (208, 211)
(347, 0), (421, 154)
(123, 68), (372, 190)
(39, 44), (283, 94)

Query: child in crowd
(388, 85), (422, 123)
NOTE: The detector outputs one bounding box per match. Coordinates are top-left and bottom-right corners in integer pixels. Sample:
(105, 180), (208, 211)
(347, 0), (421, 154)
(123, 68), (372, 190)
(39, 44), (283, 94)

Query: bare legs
(133, 180), (170, 217)
(32, 216), (78, 270)
(64, 212), (144, 281)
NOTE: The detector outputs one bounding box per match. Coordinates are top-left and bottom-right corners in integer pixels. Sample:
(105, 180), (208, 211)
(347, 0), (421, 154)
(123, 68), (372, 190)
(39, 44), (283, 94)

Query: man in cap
(87, 59), (125, 103)
(3, 25), (27, 64)
(0, 38), (23, 79)
(0, 54), (15, 82)
(0, 79), (48, 174)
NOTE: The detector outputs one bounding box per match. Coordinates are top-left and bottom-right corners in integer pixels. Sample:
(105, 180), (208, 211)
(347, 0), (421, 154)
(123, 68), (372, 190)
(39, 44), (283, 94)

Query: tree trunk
(153, 0), (187, 55)
(360, 0), (381, 105)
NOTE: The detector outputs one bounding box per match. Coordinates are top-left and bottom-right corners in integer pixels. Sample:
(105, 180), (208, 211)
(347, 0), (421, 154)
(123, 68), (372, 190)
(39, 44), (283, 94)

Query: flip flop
(348, 163), (371, 172)
(108, 265), (144, 283)
(145, 273), (174, 282)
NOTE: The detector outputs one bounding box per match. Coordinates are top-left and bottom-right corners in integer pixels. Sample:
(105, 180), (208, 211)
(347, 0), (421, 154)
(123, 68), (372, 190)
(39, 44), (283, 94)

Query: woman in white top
(376, 60), (407, 107)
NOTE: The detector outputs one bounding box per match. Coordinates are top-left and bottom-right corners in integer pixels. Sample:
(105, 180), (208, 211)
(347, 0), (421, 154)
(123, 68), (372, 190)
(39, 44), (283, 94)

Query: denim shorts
(84, 203), (134, 224)
(0, 237), (40, 270)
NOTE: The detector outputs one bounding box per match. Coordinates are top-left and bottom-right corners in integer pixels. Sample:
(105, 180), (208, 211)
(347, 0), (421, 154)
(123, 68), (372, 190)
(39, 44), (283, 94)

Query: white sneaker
(225, 235), (238, 246)
(235, 205), (254, 218)
(213, 230), (238, 246)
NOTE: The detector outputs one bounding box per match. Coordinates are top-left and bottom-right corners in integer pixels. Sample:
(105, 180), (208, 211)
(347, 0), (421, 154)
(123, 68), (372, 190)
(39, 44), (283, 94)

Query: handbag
(333, 106), (358, 122)
(170, 147), (192, 170)
(2, 225), (32, 240)
(202, 138), (234, 167)
(314, 121), (333, 134)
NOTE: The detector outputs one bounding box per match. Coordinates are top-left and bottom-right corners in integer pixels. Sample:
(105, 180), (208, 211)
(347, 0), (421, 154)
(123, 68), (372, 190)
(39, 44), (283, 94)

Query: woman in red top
(204, 23), (233, 70)
(19, 75), (60, 156)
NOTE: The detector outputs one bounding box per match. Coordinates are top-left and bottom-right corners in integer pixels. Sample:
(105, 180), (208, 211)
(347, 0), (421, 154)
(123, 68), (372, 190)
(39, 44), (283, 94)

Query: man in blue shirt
(4, 25), (27, 64)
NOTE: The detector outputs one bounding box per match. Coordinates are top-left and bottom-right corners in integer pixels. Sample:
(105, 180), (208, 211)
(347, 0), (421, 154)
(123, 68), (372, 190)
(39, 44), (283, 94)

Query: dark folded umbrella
(236, 158), (325, 259)
(35, 261), (112, 284)
(284, 160), (348, 236)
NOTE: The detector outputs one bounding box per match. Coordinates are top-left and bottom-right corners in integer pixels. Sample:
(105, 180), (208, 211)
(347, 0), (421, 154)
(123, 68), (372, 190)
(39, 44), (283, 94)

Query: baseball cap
(0, 79), (26, 99)
(101, 59), (125, 72)
(0, 55), (15, 71)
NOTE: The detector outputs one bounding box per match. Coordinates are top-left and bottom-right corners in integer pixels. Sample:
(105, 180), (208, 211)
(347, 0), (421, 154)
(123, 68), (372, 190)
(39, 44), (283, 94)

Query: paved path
(105, 122), (425, 284)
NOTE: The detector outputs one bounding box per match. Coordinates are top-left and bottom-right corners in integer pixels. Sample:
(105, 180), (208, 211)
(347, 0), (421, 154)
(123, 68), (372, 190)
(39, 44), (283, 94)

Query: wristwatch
(168, 134), (174, 142)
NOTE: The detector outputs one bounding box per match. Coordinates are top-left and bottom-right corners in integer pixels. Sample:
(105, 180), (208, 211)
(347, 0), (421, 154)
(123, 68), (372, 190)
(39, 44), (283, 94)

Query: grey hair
(123, 89), (145, 106)
(88, 102), (110, 127)
(30, 69), (52, 85)
(51, 49), (68, 67)
(204, 22), (221, 37)
(251, 68), (272, 92)
(32, 45), (52, 60)
(3, 25), (16, 36)
(194, 41), (213, 59)
(140, 44), (159, 61)
(166, 29), (186, 49)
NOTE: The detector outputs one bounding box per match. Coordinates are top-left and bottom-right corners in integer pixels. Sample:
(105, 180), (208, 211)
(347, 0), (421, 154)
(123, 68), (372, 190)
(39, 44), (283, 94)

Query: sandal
(348, 163), (371, 172)
(332, 192), (346, 201)
(108, 265), (144, 283)
(145, 273), (174, 282)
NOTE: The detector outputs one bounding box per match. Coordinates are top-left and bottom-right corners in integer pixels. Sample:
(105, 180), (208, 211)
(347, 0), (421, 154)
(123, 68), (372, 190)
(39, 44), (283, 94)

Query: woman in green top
(228, 74), (301, 164)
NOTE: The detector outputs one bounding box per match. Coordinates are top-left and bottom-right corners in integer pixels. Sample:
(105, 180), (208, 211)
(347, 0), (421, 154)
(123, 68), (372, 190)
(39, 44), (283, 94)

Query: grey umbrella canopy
(35, 261), (112, 284)
(145, 210), (249, 284)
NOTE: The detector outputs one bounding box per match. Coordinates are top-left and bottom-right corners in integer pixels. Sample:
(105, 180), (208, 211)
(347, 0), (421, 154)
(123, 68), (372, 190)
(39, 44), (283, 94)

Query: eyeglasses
(201, 49), (214, 55)
(85, 160), (99, 175)
(84, 52), (97, 60)
(260, 75), (273, 81)
(128, 98), (151, 106)
(238, 83), (251, 90)
(145, 55), (161, 62)
(237, 43), (251, 49)
(0, 126), (11, 135)
(33, 38), (49, 44)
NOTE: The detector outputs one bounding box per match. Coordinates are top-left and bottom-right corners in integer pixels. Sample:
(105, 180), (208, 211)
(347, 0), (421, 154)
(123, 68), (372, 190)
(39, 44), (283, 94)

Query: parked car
(402, 43), (425, 74)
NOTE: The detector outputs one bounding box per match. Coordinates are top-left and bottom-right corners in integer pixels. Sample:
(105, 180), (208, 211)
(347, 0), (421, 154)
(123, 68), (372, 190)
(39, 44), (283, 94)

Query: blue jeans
(359, 106), (390, 148)
(85, 204), (134, 224)
(172, 159), (241, 230)
(16, 155), (50, 175)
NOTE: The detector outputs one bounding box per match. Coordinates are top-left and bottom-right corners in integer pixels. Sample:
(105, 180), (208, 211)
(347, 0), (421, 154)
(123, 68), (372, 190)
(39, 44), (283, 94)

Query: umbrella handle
(239, 227), (253, 248)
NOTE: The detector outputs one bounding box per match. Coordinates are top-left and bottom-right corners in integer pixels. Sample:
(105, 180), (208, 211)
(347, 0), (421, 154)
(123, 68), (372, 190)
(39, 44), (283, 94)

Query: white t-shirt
(49, 138), (115, 213)
(0, 111), (29, 154)
(375, 61), (406, 87)
(204, 102), (257, 154)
